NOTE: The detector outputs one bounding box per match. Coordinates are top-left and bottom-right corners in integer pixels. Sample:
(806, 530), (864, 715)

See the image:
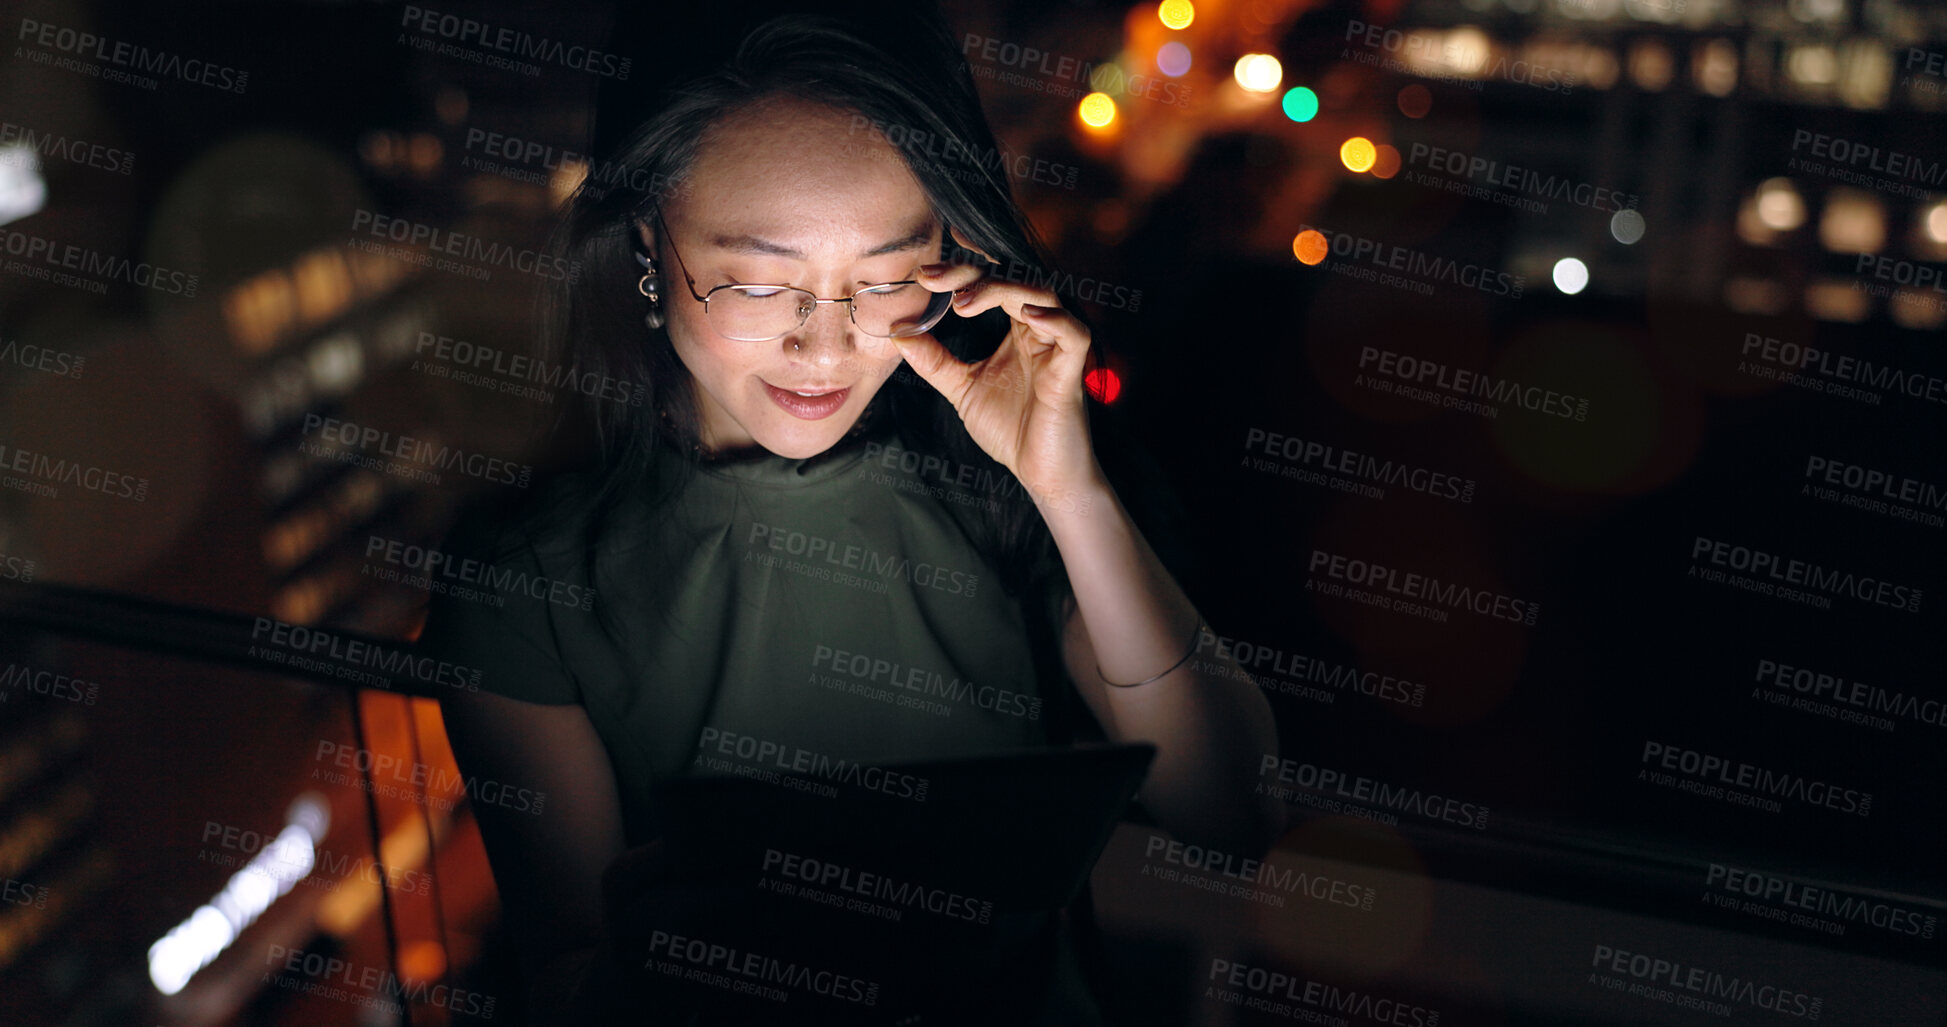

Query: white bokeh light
(1553, 257), (1590, 294)
(1610, 208), (1646, 244)
(148, 794), (330, 996)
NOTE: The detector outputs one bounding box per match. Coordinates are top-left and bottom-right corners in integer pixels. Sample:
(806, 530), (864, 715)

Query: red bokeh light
(1085, 367), (1123, 403)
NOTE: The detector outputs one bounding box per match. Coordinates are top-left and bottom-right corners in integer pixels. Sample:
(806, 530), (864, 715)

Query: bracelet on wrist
(1095, 616), (1205, 688)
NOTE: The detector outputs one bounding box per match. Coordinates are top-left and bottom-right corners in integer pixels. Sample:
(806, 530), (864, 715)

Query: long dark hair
(514, 6), (1084, 633)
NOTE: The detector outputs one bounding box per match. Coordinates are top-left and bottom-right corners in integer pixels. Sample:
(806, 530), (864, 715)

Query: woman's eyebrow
(705, 217), (936, 260)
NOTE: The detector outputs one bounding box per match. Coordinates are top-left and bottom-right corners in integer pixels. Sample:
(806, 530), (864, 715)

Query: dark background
(1, 0), (1944, 1023)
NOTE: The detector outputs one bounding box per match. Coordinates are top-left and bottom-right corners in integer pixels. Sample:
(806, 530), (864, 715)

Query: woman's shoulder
(442, 464), (646, 570)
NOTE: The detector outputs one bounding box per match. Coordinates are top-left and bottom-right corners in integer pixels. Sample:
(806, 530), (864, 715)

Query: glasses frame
(647, 209), (954, 343)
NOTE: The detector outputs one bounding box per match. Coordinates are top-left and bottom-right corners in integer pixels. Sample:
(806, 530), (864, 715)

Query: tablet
(647, 741), (1157, 915)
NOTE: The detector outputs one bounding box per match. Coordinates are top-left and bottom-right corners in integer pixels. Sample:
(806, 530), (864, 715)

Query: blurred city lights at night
(1754, 177), (1806, 231)
(1553, 257), (1590, 294)
(1235, 53), (1283, 93)
(1926, 201), (1947, 244)
(1372, 145), (1401, 179)
(1158, 0), (1195, 30)
(1282, 86), (1319, 122)
(1293, 230), (1328, 265)
(1079, 92), (1118, 128)
(1085, 367), (1123, 403)
(1610, 209), (1647, 245)
(1340, 137), (1377, 173)
(1397, 84), (1433, 118)
(1158, 41), (1192, 76)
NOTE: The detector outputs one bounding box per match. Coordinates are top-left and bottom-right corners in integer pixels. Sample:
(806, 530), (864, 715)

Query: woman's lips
(764, 382), (850, 420)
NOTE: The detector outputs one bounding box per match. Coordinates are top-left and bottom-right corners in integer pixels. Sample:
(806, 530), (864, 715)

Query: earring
(634, 249), (665, 331)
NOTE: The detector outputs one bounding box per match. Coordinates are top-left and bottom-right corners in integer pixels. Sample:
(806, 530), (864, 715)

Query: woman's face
(642, 96), (942, 460)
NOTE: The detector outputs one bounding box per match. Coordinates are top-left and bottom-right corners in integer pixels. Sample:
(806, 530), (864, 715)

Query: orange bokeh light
(1293, 230), (1328, 265)
(1397, 84), (1433, 118)
(1372, 144), (1401, 179)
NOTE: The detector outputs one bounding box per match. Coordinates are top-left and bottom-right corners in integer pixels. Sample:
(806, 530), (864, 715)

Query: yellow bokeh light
(1159, 0), (1195, 29)
(1293, 230), (1328, 265)
(1340, 137), (1377, 173)
(1234, 53), (1283, 93)
(1078, 92), (1118, 128)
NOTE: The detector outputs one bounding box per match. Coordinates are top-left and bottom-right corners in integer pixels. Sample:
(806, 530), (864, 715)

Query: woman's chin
(742, 418), (860, 461)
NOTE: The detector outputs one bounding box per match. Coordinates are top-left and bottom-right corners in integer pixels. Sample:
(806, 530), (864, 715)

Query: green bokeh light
(1282, 86), (1319, 122)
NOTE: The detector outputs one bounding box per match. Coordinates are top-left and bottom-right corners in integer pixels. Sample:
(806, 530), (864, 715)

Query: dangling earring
(634, 249), (665, 331)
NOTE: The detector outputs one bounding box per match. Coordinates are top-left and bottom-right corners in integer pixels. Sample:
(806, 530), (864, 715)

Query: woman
(418, 4), (1283, 1023)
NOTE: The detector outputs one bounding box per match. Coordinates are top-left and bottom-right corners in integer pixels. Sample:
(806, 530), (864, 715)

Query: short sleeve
(413, 506), (583, 705)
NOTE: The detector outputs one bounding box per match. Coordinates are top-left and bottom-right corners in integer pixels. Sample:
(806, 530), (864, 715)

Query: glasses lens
(712, 286), (815, 341)
(854, 283), (954, 338)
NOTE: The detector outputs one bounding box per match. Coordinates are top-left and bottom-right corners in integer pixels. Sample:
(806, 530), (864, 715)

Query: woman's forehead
(673, 116), (937, 253)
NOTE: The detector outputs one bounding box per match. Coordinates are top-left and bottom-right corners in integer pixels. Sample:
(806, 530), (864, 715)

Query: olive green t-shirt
(419, 422), (1073, 824)
(416, 418), (1104, 1023)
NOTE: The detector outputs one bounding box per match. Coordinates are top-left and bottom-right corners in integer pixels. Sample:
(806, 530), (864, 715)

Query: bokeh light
(1444, 26), (1493, 74)
(1234, 53), (1283, 92)
(1078, 92), (1117, 128)
(1085, 367), (1123, 403)
(1754, 177), (1805, 231)
(1610, 208), (1646, 244)
(1293, 230), (1328, 265)
(1927, 200), (1947, 244)
(1158, 0), (1195, 29)
(400, 940), (449, 984)
(1890, 288), (1947, 330)
(1281, 86), (1319, 122)
(1817, 188), (1884, 254)
(1628, 37), (1675, 90)
(1694, 38), (1739, 96)
(1553, 257), (1590, 294)
(1371, 144), (1402, 179)
(1397, 84), (1433, 118)
(1339, 136), (1377, 173)
(1806, 277), (1871, 321)
(0, 145), (48, 226)
(1157, 41), (1192, 77)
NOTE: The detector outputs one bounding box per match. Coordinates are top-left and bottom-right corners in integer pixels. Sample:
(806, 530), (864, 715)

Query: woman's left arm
(898, 231), (1286, 856)
(1040, 471), (1287, 856)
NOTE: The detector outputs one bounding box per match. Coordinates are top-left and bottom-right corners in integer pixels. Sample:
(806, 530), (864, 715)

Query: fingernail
(1023, 303), (1053, 317)
(953, 289), (976, 307)
(919, 263), (946, 277)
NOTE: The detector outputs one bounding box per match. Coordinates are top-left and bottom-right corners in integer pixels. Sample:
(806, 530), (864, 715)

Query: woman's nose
(782, 301), (856, 359)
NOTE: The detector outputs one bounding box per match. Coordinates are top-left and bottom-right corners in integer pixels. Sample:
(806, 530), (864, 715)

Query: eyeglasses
(649, 210), (956, 343)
